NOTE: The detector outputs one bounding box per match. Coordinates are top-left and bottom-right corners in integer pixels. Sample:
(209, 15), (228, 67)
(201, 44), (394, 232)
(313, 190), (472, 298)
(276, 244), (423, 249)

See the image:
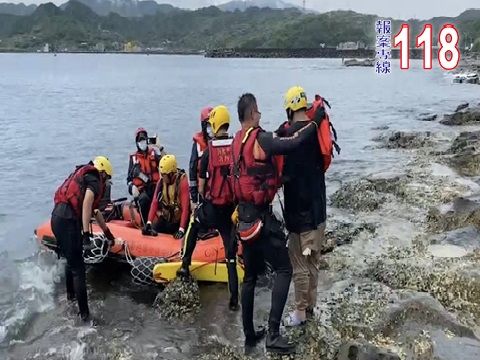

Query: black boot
(226, 259), (239, 311)
(228, 296), (239, 311)
(244, 327), (266, 347)
(176, 263), (190, 278)
(265, 332), (296, 354)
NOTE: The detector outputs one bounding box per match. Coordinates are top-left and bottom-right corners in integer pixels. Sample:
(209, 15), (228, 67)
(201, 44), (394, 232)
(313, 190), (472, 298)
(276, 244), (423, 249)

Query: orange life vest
(130, 147), (160, 188)
(305, 95), (340, 171)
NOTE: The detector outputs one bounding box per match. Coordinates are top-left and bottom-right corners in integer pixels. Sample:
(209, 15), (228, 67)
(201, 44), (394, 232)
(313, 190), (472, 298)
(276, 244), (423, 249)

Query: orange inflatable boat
(35, 219), (227, 264)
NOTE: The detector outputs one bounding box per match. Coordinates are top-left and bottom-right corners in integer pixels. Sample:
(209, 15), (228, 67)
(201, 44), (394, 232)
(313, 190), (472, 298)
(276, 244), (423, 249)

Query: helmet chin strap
(286, 109), (294, 122)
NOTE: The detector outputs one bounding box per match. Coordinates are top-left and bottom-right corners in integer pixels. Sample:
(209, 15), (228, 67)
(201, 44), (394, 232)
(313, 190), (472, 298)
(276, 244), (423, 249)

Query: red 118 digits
(393, 24), (460, 70)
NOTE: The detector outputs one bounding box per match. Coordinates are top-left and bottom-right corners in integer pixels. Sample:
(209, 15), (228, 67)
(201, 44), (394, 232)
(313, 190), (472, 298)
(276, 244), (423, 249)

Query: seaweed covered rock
(336, 341), (400, 360)
(366, 246), (480, 327)
(440, 107), (480, 126)
(446, 130), (480, 176)
(153, 278), (200, 320)
(376, 131), (434, 149)
(325, 221), (378, 249)
(426, 196), (480, 233)
(418, 113), (438, 122)
(330, 174), (406, 212)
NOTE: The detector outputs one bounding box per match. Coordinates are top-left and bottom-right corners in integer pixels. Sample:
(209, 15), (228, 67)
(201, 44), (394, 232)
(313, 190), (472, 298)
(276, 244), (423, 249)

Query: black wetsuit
(51, 173), (100, 320)
(182, 137), (239, 306)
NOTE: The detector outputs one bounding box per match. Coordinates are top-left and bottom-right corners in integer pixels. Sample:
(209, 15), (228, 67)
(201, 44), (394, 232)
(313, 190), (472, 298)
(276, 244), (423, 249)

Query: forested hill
(0, 1), (479, 52)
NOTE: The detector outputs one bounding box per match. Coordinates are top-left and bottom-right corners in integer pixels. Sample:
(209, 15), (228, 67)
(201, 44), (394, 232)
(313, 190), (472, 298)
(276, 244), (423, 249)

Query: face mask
(137, 140), (147, 151)
(206, 125), (214, 139)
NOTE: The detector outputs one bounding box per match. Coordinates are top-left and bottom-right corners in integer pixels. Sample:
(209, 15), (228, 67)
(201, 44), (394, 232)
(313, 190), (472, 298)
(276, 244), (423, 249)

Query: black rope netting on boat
(120, 240), (172, 285)
(129, 256), (169, 285)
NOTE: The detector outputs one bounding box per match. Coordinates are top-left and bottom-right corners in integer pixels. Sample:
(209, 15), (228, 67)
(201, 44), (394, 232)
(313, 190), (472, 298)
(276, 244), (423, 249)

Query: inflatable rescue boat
(35, 218), (244, 284)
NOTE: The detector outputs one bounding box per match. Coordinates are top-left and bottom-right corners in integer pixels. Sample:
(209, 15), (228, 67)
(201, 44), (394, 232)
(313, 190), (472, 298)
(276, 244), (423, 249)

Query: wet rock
(336, 341), (400, 360)
(286, 321), (342, 360)
(427, 244), (468, 258)
(449, 130), (480, 154)
(406, 330), (434, 360)
(429, 226), (480, 253)
(325, 221), (377, 248)
(446, 131), (480, 176)
(426, 196), (480, 233)
(375, 131), (434, 149)
(330, 175), (406, 212)
(455, 103), (469, 112)
(197, 343), (251, 360)
(418, 113), (438, 122)
(379, 291), (476, 339)
(372, 125), (390, 130)
(331, 183), (385, 211)
(428, 330), (480, 360)
(440, 107), (480, 126)
(153, 278), (200, 321)
(367, 247), (480, 326)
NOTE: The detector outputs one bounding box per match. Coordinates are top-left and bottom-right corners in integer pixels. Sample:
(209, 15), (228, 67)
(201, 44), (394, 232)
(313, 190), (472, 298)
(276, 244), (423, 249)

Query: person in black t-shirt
(51, 156), (116, 323)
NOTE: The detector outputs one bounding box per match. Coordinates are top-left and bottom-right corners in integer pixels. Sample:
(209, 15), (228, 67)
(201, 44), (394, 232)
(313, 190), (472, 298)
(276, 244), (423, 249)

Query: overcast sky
(9, 0), (480, 20)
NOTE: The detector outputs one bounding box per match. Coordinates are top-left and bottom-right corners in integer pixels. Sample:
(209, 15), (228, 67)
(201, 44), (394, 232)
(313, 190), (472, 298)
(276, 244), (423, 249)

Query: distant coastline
(0, 49), (204, 55)
(0, 48), (438, 59)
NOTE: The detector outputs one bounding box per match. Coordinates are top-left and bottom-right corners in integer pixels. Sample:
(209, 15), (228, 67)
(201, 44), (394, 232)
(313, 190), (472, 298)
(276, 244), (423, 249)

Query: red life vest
(54, 164), (104, 218)
(130, 147), (160, 188)
(193, 132), (208, 182)
(305, 95), (340, 172)
(231, 127), (282, 206)
(206, 138), (234, 206)
(193, 132), (208, 157)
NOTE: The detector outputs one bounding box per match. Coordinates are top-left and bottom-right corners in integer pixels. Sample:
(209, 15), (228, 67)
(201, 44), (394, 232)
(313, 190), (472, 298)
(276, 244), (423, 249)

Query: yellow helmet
(93, 156), (113, 176)
(284, 86), (308, 112)
(208, 105), (230, 135)
(159, 154), (177, 175)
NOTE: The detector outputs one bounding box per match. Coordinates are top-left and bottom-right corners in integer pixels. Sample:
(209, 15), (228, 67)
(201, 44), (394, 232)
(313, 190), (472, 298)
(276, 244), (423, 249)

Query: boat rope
(120, 239), (177, 285)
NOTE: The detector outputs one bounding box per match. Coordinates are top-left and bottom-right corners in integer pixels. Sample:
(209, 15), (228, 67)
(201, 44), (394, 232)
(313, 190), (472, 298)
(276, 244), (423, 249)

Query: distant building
(336, 41), (366, 50)
(95, 42), (105, 52)
(43, 43), (49, 53)
(124, 41), (142, 53)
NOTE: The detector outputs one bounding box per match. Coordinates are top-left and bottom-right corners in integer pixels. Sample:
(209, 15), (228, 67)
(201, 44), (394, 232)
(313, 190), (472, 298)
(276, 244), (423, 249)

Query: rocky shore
(193, 101), (480, 360)
(455, 56), (480, 76)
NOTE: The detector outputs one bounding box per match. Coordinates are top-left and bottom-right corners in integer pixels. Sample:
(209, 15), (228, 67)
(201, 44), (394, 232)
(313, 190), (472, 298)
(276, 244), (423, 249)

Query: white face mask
(206, 125), (214, 139)
(137, 140), (147, 151)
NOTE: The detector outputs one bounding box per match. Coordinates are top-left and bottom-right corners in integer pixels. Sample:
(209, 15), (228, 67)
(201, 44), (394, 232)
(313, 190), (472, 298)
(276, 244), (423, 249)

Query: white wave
(1, 252), (62, 345)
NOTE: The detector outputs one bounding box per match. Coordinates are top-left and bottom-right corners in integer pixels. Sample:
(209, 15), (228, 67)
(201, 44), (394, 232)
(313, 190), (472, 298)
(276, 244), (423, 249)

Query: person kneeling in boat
(127, 128), (164, 226)
(142, 155), (190, 239)
(177, 105), (239, 311)
(51, 156), (116, 323)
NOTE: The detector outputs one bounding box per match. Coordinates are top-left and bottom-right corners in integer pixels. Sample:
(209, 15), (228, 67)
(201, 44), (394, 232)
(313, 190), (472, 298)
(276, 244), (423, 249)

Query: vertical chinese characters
(376, 20), (392, 74)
